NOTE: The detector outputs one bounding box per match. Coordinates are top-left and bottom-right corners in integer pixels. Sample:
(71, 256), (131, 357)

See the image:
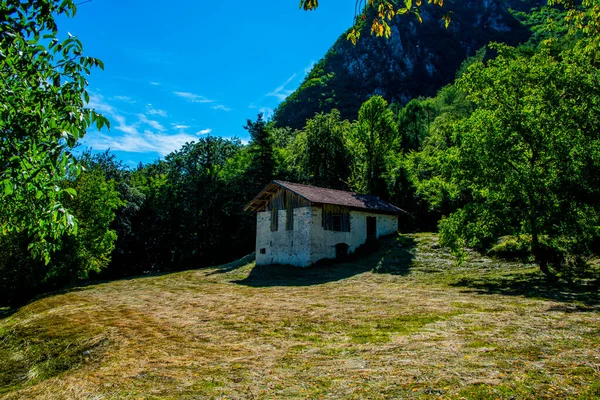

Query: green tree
(245, 113), (275, 191)
(52, 165), (124, 283)
(0, 159), (122, 304)
(0, 0), (107, 262)
(440, 42), (600, 279)
(294, 109), (352, 188)
(349, 95), (398, 197)
(397, 97), (436, 151)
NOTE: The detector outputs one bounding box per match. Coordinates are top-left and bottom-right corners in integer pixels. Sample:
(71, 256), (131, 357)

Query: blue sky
(58, 0), (357, 166)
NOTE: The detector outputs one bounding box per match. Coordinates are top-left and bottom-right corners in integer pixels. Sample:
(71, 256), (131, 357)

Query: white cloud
(267, 73), (297, 101)
(150, 81), (161, 86)
(89, 94), (140, 136)
(138, 114), (165, 131)
(83, 93), (209, 157)
(113, 95), (136, 103)
(113, 115), (138, 135)
(197, 129), (212, 135)
(147, 108), (167, 117)
(173, 91), (214, 103)
(85, 131), (201, 157)
(259, 107), (274, 120)
(173, 124), (190, 130)
(212, 104), (231, 112)
(88, 93), (116, 115)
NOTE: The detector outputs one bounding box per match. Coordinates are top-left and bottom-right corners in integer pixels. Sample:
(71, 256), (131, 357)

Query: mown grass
(0, 233), (598, 399)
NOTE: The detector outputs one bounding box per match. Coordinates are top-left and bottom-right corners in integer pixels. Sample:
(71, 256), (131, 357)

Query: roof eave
(244, 180), (314, 212)
(312, 202), (408, 216)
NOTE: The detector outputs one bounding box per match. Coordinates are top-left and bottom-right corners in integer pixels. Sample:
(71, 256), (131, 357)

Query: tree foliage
(287, 109), (352, 188)
(245, 113), (275, 193)
(3, 0), (600, 305)
(349, 95), (398, 197)
(439, 41), (600, 278)
(0, 0), (107, 263)
(0, 154), (122, 304)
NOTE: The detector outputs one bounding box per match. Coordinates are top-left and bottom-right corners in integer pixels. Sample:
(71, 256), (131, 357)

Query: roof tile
(274, 180), (405, 214)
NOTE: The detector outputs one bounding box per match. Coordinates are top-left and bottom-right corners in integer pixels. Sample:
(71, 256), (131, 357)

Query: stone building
(245, 180), (405, 267)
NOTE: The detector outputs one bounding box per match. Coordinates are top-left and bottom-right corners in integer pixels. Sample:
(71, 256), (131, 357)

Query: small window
(322, 207), (350, 232)
(260, 248), (266, 254)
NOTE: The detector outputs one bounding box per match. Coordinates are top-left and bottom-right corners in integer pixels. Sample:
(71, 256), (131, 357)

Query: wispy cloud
(173, 91), (214, 103)
(197, 129), (212, 135)
(173, 124), (190, 130)
(112, 115), (138, 135)
(138, 114), (165, 131)
(88, 93), (116, 115)
(147, 107), (167, 117)
(83, 93), (209, 157)
(267, 73), (297, 101)
(259, 107), (274, 120)
(150, 81), (161, 86)
(86, 131), (203, 157)
(113, 95), (136, 104)
(212, 104), (231, 112)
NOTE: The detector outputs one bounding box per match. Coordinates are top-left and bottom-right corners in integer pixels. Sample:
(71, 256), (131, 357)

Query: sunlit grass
(0, 233), (598, 399)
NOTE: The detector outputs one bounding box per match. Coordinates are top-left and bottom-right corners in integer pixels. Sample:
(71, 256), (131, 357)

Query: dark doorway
(335, 243), (350, 259)
(367, 217), (377, 241)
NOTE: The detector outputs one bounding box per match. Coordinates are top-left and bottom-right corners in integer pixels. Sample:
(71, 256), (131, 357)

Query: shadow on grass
(233, 236), (417, 287)
(0, 271), (176, 321)
(451, 272), (600, 309)
(372, 235), (418, 276)
(0, 308), (16, 320)
(206, 253), (256, 275)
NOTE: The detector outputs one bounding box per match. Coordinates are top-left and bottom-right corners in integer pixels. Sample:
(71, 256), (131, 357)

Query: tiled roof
(245, 180), (406, 214)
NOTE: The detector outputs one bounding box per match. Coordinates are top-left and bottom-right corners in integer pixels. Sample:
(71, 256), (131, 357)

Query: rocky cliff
(273, 0), (539, 129)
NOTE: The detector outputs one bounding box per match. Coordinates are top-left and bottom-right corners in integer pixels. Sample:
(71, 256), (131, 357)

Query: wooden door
(367, 216), (377, 241)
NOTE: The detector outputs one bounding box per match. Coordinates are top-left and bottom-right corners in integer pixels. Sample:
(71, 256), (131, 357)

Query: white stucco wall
(374, 212), (400, 238)
(255, 206), (313, 267)
(309, 208), (399, 264)
(255, 206), (399, 267)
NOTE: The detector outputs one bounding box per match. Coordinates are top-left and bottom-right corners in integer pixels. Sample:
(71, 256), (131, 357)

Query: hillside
(1, 234), (598, 399)
(273, 0), (539, 129)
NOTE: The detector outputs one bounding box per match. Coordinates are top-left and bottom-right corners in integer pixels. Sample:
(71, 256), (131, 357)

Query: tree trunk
(530, 217), (558, 282)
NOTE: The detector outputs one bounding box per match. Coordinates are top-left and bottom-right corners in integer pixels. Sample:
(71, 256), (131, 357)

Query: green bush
(487, 236), (532, 261)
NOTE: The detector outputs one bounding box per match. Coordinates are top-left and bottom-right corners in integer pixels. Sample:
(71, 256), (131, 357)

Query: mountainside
(273, 0), (539, 129)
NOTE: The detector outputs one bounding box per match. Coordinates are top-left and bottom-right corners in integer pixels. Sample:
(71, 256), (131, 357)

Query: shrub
(487, 236), (532, 261)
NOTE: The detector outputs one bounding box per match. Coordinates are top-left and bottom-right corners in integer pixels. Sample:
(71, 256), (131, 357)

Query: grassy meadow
(0, 233), (599, 399)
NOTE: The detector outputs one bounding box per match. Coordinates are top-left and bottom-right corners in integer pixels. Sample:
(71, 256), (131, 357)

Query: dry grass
(1, 233), (599, 399)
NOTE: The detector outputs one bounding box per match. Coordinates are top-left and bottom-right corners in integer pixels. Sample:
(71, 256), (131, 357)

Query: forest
(1, 0), (599, 305)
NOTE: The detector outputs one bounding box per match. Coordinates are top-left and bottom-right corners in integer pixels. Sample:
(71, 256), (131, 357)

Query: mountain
(273, 0), (539, 129)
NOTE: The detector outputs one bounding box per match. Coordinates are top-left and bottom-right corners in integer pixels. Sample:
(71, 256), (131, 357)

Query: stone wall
(255, 206), (312, 267)
(255, 206), (399, 267)
(309, 208), (398, 264)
